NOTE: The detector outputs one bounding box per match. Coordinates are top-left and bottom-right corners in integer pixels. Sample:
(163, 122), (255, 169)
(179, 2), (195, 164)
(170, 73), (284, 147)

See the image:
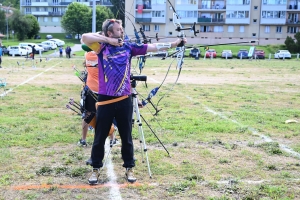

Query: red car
(205, 49), (217, 58)
(254, 50), (265, 59)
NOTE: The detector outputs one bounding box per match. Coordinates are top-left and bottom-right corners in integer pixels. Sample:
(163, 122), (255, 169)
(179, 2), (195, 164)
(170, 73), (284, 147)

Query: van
(41, 41), (57, 50)
(9, 46), (29, 56)
(19, 43), (44, 53)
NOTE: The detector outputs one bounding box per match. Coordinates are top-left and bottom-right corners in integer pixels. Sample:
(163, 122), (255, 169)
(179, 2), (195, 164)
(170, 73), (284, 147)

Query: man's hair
(102, 19), (122, 37)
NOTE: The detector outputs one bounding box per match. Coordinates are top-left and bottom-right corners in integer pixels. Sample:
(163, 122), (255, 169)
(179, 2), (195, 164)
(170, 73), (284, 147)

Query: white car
(41, 41), (57, 50)
(9, 46), (29, 56)
(49, 39), (65, 47)
(274, 50), (291, 59)
(37, 43), (51, 52)
(19, 43), (44, 53)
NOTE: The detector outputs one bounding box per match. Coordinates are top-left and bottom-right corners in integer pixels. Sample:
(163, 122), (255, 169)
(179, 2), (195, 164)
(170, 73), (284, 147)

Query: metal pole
(92, 0), (96, 32)
(6, 5), (11, 41)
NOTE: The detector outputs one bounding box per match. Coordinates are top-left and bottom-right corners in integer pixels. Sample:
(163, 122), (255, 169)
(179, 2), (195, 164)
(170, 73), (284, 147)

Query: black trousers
(91, 94), (135, 169)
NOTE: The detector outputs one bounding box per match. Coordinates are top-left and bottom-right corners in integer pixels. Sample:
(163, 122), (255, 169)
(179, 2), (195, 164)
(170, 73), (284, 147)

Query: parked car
(49, 39), (65, 47)
(237, 49), (249, 59)
(254, 49), (265, 59)
(41, 41), (57, 50)
(19, 43), (44, 53)
(9, 46), (29, 56)
(274, 50), (291, 59)
(37, 43), (51, 52)
(65, 34), (72, 39)
(34, 35), (41, 39)
(1, 46), (10, 55)
(221, 50), (233, 58)
(205, 49), (217, 58)
(46, 35), (53, 39)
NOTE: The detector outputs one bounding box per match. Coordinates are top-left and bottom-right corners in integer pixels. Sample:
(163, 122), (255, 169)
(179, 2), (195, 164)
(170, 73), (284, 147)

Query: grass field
(0, 56), (300, 199)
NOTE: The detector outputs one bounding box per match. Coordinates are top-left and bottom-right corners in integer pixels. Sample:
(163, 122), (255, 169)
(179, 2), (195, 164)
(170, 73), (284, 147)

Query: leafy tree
(284, 36), (297, 53)
(0, 10), (6, 34)
(0, 0), (20, 9)
(10, 11), (31, 40)
(294, 32), (300, 52)
(110, 0), (125, 23)
(24, 15), (40, 39)
(95, 6), (114, 32)
(61, 2), (91, 38)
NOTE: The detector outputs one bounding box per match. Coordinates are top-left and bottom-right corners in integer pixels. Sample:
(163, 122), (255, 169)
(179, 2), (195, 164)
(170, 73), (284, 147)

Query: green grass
(0, 58), (300, 199)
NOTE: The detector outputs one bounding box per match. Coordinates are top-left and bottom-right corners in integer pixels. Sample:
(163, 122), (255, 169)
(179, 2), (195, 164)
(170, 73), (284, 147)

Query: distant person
(30, 45), (36, 60)
(66, 46), (72, 58)
(59, 46), (63, 57)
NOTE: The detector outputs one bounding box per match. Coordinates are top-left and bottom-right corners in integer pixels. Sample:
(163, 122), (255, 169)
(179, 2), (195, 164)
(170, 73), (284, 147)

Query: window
(154, 25), (160, 32)
(262, 10), (286, 18)
(254, 6), (258, 9)
(169, 32), (172, 35)
(239, 26), (245, 32)
(142, 25), (150, 31)
(152, 11), (165, 17)
(177, 0), (196, 4)
(52, 17), (59, 22)
(214, 26), (223, 32)
(265, 26), (270, 33)
(253, 19), (257, 23)
(226, 11), (249, 18)
(252, 33), (256, 37)
(200, 26), (211, 32)
(152, 0), (165, 4)
(44, 17), (48, 22)
(44, 7), (48, 11)
(36, 7), (40, 11)
(228, 26), (234, 33)
(177, 10), (197, 18)
(276, 26), (282, 33)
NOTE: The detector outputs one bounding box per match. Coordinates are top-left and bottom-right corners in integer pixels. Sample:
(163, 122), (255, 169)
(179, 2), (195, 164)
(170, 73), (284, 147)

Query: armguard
(156, 43), (171, 51)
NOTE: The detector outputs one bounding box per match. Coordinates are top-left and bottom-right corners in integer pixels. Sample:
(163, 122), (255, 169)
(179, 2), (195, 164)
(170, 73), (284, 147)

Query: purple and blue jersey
(97, 42), (147, 96)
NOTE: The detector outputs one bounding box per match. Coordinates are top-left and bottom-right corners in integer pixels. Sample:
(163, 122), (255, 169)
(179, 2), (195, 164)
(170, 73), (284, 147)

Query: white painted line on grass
(148, 76), (300, 159)
(104, 139), (122, 200)
(0, 62), (62, 97)
(184, 95), (300, 159)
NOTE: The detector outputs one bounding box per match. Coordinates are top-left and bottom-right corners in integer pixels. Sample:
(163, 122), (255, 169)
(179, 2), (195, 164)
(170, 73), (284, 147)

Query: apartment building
(125, 0), (300, 45)
(20, 0), (112, 33)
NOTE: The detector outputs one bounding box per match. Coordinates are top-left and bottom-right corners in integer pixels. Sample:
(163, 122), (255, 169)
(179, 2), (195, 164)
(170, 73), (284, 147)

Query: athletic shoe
(88, 168), (100, 185)
(125, 168), (137, 183)
(78, 139), (87, 147)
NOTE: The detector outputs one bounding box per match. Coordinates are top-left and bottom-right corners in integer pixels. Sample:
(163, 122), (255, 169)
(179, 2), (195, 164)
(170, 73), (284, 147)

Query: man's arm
(146, 38), (186, 53)
(81, 33), (122, 47)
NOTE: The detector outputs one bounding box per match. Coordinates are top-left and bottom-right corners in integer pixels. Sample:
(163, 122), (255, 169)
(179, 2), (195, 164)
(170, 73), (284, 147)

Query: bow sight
(130, 74), (147, 82)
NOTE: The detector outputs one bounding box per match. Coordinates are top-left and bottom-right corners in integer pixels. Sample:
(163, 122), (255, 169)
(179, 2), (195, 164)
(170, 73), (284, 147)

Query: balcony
(135, 18), (151, 23)
(135, 4), (152, 9)
(49, 11), (65, 16)
(286, 19), (300, 24)
(198, 17), (225, 23)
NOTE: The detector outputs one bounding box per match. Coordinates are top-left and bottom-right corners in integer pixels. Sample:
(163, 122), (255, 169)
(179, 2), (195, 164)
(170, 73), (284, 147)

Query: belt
(95, 96), (128, 107)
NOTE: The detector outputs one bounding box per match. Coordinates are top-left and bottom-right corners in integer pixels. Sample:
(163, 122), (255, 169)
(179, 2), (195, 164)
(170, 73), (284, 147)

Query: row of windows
(141, 24), (299, 34)
(262, 11), (286, 18)
(37, 17), (60, 22)
(226, 11), (249, 19)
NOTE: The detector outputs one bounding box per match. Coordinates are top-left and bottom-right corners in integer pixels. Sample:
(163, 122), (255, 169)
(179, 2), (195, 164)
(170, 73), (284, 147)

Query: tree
(294, 32), (300, 52)
(10, 11), (31, 40)
(284, 36), (297, 53)
(109, 0), (125, 23)
(285, 33), (300, 53)
(61, 2), (91, 38)
(24, 15), (40, 39)
(0, 10), (6, 34)
(95, 6), (114, 32)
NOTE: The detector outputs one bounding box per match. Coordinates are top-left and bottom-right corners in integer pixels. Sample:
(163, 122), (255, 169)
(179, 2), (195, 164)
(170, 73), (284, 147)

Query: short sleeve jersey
(96, 42), (147, 96)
